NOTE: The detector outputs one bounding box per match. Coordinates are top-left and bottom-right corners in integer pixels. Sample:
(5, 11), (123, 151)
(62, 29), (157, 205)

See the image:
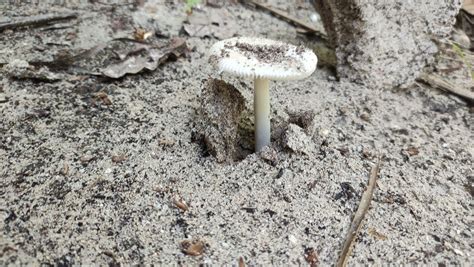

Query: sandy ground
(1, 1), (473, 265)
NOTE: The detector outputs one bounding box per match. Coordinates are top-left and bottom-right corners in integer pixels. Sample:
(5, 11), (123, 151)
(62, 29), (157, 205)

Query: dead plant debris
(111, 155), (127, 163)
(94, 91), (112, 105)
(337, 158), (382, 267)
(102, 37), (188, 79)
(405, 147), (420, 156)
(173, 198), (189, 212)
(0, 13), (77, 31)
(368, 228), (388, 241)
(1, 37), (187, 81)
(180, 239), (206, 256)
(304, 247), (319, 267)
(133, 28), (154, 41)
(417, 73), (474, 103)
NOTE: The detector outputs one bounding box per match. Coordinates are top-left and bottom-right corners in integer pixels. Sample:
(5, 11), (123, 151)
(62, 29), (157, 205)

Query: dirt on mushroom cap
(209, 37), (317, 80)
(229, 41), (304, 64)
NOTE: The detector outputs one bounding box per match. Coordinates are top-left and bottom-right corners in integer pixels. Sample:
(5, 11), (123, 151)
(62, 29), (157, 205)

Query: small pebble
(288, 235), (298, 244)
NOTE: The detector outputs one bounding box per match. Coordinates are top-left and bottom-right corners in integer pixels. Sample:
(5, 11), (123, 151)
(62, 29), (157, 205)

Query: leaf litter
(1, 35), (188, 80)
(101, 37), (188, 79)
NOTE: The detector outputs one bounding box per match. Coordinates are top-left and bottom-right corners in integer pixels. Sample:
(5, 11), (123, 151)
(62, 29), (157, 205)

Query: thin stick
(417, 73), (474, 102)
(0, 13), (77, 31)
(336, 158), (382, 267)
(247, 0), (326, 39)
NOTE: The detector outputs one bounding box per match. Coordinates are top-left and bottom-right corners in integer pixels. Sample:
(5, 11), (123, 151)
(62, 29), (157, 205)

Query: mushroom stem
(254, 78), (270, 152)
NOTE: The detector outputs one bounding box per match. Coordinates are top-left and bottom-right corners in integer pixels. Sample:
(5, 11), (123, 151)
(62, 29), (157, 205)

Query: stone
(259, 145), (279, 165)
(198, 79), (246, 163)
(313, 0), (462, 88)
(283, 124), (316, 156)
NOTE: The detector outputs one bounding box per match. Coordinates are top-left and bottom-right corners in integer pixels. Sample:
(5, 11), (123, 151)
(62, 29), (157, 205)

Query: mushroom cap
(209, 37), (317, 81)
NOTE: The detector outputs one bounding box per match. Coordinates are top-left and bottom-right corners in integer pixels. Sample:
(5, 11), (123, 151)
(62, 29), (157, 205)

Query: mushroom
(209, 37), (318, 152)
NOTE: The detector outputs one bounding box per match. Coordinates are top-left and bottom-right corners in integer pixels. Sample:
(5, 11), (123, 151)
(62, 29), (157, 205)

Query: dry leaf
(101, 37), (187, 79)
(95, 91), (112, 105)
(304, 247), (319, 267)
(134, 28), (153, 41)
(111, 155), (127, 163)
(405, 146), (419, 156)
(173, 198), (189, 212)
(181, 239), (205, 256)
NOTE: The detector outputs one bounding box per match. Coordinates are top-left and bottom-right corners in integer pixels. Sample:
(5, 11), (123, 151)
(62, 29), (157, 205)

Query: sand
(0, 1), (472, 265)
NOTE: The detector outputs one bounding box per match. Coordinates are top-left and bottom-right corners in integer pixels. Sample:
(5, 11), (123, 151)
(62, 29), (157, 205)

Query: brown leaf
(405, 146), (419, 156)
(173, 198), (189, 212)
(111, 155), (127, 163)
(181, 239), (205, 256)
(95, 91), (112, 105)
(304, 247), (319, 267)
(238, 257), (245, 267)
(133, 28), (153, 41)
(101, 38), (187, 79)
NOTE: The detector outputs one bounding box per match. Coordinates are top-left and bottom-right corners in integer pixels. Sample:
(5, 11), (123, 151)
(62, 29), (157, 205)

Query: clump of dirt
(195, 78), (247, 162)
(234, 42), (286, 62)
(225, 41), (305, 64)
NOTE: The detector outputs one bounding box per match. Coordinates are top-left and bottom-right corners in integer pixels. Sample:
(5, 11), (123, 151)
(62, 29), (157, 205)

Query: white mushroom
(209, 37), (318, 152)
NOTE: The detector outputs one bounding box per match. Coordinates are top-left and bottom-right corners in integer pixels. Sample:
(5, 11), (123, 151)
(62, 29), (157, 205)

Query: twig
(0, 13), (77, 31)
(417, 73), (474, 103)
(336, 158), (382, 267)
(93, 1), (136, 6)
(245, 0), (326, 39)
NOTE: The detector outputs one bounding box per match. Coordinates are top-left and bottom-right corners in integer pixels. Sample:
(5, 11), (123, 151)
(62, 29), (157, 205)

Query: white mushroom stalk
(209, 37), (317, 152)
(254, 78), (270, 151)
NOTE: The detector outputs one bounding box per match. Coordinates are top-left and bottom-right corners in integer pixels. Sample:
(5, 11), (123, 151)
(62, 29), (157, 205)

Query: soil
(232, 41), (287, 62)
(0, 0), (472, 266)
